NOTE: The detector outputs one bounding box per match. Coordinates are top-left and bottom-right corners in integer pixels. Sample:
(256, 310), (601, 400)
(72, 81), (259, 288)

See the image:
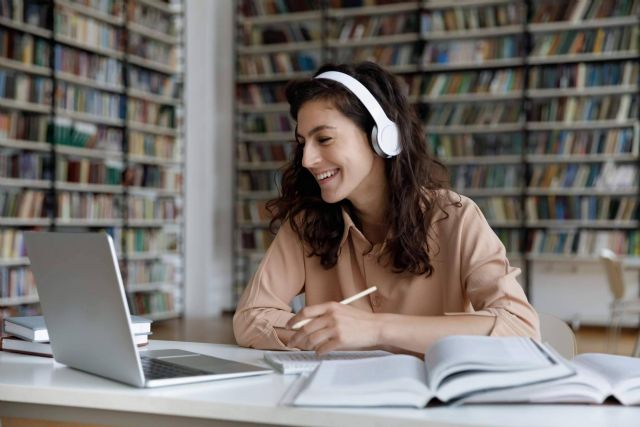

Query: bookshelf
(0, 0), (185, 322)
(233, 0), (639, 303)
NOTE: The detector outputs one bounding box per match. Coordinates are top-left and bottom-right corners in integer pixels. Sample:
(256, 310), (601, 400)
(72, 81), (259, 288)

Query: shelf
(420, 92), (522, 103)
(237, 103), (289, 113)
(0, 138), (50, 152)
(386, 63), (421, 74)
(237, 161), (286, 171)
(457, 187), (524, 197)
(236, 71), (314, 84)
(125, 252), (181, 261)
(237, 10), (321, 26)
(526, 120), (637, 131)
(422, 58), (525, 71)
(423, 0), (515, 9)
(528, 51), (640, 65)
(0, 16), (51, 38)
(526, 187), (638, 196)
(56, 0), (125, 26)
(238, 40), (321, 55)
(443, 155), (521, 165)
(487, 220), (522, 228)
(328, 2), (418, 18)
(236, 220), (271, 228)
(526, 85), (639, 99)
(127, 55), (177, 75)
(237, 190), (278, 200)
(424, 122), (523, 134)
(55, 181), (123, 193)
(137, 0), (181, 14)
(56, 145), (123, 160)
(0, 218), (50, 226)
(126, 89), (180, 106)
(236, 249), (267, 260)
(126, 219), (182, 227)
(55, 71), (124, 93)
(55, 34), (125, 59)
(128, 154), (182, 166)
(526, 254), (640, 266)
(128, 121), (178, 137)
(0, 56), (51, 76)
(525, 220), (639, 229)
(54, 218), (125, 227)
(128, 22), (179, 45)
(127, 186), (182, 197)
(55, 109), (125, 127)
(422, 25), (523, 41)
(525, 154), (639, 164)
(0, 98), (50, 114)
(0, 294), (39, 306)
(127, 282), (177, 293)
(237, 131), (292, 142)
(527, 16), (640, 33)
(0, 177), (50, 189)
(0, 257), (30, 267)
(327, 33), (419, 48)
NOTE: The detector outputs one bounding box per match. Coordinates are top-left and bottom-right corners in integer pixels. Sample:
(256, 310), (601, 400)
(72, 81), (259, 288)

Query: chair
(599, 249), (640, 356)
(539, 312), (577, 359)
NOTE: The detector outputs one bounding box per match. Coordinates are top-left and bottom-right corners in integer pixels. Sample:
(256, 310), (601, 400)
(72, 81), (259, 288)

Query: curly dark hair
(267, 62), (459, 276)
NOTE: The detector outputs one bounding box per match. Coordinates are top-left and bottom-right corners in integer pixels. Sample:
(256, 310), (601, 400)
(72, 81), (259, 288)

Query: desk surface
(0, 340), (638, 427)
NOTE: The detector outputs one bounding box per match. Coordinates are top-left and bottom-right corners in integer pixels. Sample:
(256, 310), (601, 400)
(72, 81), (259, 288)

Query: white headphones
(314, 71), (401, 158)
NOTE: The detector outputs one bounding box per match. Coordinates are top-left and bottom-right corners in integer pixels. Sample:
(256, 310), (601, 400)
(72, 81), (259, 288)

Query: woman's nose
(302, 142), (320, 169)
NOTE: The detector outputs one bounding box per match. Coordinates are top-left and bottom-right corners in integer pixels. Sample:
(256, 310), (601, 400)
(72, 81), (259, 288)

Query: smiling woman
(233, 62), (540, 355)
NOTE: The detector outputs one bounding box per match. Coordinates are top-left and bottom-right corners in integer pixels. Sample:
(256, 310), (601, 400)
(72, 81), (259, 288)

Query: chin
(320, 190), (345, 204)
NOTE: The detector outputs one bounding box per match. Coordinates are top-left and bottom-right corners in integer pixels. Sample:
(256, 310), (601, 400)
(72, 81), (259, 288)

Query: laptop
(24, 231), (272, 388)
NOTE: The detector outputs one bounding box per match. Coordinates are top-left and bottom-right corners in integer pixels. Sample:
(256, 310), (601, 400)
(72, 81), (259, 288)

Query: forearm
(376, 313), (495, 354)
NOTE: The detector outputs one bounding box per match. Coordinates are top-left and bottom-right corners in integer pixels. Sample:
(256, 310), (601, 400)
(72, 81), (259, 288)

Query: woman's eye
(318, 137), (331, 144)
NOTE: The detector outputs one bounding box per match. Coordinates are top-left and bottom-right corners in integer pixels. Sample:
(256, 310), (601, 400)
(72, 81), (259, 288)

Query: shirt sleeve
(233, 220), (306, 350)
(456, 199), (541, 341)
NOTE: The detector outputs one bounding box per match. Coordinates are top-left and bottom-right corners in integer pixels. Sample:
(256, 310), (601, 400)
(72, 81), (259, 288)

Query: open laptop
(24, 231), (272, 388)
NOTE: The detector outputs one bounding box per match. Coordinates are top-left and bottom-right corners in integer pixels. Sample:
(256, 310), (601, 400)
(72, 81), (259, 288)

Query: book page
(293, 355), (432, 407)
(575, 353), (640, 405)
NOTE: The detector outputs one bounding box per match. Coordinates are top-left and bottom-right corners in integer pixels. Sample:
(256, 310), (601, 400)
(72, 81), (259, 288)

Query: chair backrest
(599, 248), (626, 300)
(538, 312), (576, 360)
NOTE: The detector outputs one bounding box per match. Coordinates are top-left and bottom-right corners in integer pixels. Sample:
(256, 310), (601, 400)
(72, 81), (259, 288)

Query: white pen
(290, 286), (378, 330)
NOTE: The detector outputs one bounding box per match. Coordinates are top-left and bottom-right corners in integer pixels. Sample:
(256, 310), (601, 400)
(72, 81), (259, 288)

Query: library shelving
(234, 0), (640, 302)
(0, 0), (185, 322)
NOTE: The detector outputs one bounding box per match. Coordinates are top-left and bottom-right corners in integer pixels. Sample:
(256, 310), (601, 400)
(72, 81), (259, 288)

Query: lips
(315, 169), (339, 182)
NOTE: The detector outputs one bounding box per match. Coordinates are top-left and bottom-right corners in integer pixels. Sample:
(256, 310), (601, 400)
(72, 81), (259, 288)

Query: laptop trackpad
(164, 355), (261, 374)
(144, 349), (198, 358)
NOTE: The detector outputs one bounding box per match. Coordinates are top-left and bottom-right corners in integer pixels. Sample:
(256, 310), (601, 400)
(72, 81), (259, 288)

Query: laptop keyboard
(140, 356), (210, 380)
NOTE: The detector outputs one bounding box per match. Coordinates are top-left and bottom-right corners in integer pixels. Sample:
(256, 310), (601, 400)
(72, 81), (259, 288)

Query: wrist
(373, 313), (390, 347)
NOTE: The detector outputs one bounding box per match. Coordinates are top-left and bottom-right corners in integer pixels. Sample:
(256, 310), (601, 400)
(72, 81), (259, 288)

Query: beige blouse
(233, 192), (540, 350)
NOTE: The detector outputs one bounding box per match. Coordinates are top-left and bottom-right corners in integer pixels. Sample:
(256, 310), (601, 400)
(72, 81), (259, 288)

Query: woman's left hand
(285, 302), (381, 354)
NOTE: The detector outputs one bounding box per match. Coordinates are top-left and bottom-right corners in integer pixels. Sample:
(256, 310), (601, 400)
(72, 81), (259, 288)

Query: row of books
(127, 99), (175, 128)
(331, 15), (417, 40)
(0, 189), (45, 218)
(128, 67), (180, 98)
(495, 229), (520, 254)
(128, 33), (176, 67)
(529, 163), (637, 189)
(451, 164), (522, 189)
(428, 133), (522, 158)
(126, 164), (182, 191)
(0, 268), (35, 298)
(525, 196), (639, 221)
(527, 129), (636, 156)
(531, 27), (638, 57)
(237, 141), (291, 163)
(49, 118), (122, 152)
(56, 157), (123, 186)
(527, 229), (639, 256)
(123, 228), (179, 254)
(422, 36), (522, 65)
(128, 0), (177, 35)
(0, 28), (50, 67)
(238, 229), (275, 251)
(530, 0), (639, 23)
(129, 132), (177, 159)
(530, 95), (636, 123)
(237, 51), (319, 77)
(54, 44), (123, 87)
(242, 112), (292, 134)
(240, 22), (319, 46)
(336, 44), (417, 68)
(0, 228), (26, 259)
(54, 8), (124, 53)
(0, 0), (51, 27)
(0, 315), (151, 358)
(83, 0), (123, 17)
(425, 102), (522, 126)
(417, 69), (523, 98)
(236, 200), (270, 223)
(125, 259), (178, 284)
(237, 82), (287, 106)
(529, 61), (638, 90)
(129, 291), (174, 316)
(0, 111), (48, 142)
(474, 197), (522, 222)
(0, 71), (51, 104)
(0, 150), (49, 181)
(237, 170), (280, 192)
(57, 192), (121, 220)
(127, 195), (180, 221)
(421, 3), (522, 32)
(55, 81), (124, 120)
(238, 0), (317, 17)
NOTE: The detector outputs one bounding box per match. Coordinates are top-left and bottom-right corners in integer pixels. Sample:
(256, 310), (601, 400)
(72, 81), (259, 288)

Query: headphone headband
(314, 71), (401, 157)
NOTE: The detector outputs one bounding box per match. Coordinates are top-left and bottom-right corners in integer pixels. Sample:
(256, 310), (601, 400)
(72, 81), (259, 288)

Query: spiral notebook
(263, 350), (391, 374)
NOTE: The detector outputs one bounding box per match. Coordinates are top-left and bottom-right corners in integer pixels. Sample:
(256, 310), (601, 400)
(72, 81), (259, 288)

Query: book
(263, 350), (391, 374)
(463, 353), (640, 406)
(292, 336), (573, 407)
(3, 315), (152, 342)
(1, 333), (150, 358)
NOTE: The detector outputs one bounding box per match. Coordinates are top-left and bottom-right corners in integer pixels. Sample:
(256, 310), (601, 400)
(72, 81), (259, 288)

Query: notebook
(264, 350), (390, 374)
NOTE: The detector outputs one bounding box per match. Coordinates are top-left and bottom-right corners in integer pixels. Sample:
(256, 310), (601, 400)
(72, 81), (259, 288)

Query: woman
(233, 62), (539, 355)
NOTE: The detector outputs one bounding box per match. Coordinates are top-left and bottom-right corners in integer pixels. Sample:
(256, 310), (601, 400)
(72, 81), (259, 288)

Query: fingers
(286, 301), (340, 330)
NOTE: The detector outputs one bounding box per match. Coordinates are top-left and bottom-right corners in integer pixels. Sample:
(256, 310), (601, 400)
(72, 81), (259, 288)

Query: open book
(463, 353), (640, 406)
(292, 336), (573, 407)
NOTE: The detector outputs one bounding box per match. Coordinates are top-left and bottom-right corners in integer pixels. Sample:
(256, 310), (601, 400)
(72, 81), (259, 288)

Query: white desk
(0, 340), (638, 427)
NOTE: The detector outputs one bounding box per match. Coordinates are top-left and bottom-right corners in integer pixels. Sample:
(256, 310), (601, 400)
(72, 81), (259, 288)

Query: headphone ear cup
(370, 125), (383, 157)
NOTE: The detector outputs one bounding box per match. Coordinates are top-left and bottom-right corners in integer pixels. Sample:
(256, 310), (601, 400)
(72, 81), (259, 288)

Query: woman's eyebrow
(295, 125), (336, 140)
